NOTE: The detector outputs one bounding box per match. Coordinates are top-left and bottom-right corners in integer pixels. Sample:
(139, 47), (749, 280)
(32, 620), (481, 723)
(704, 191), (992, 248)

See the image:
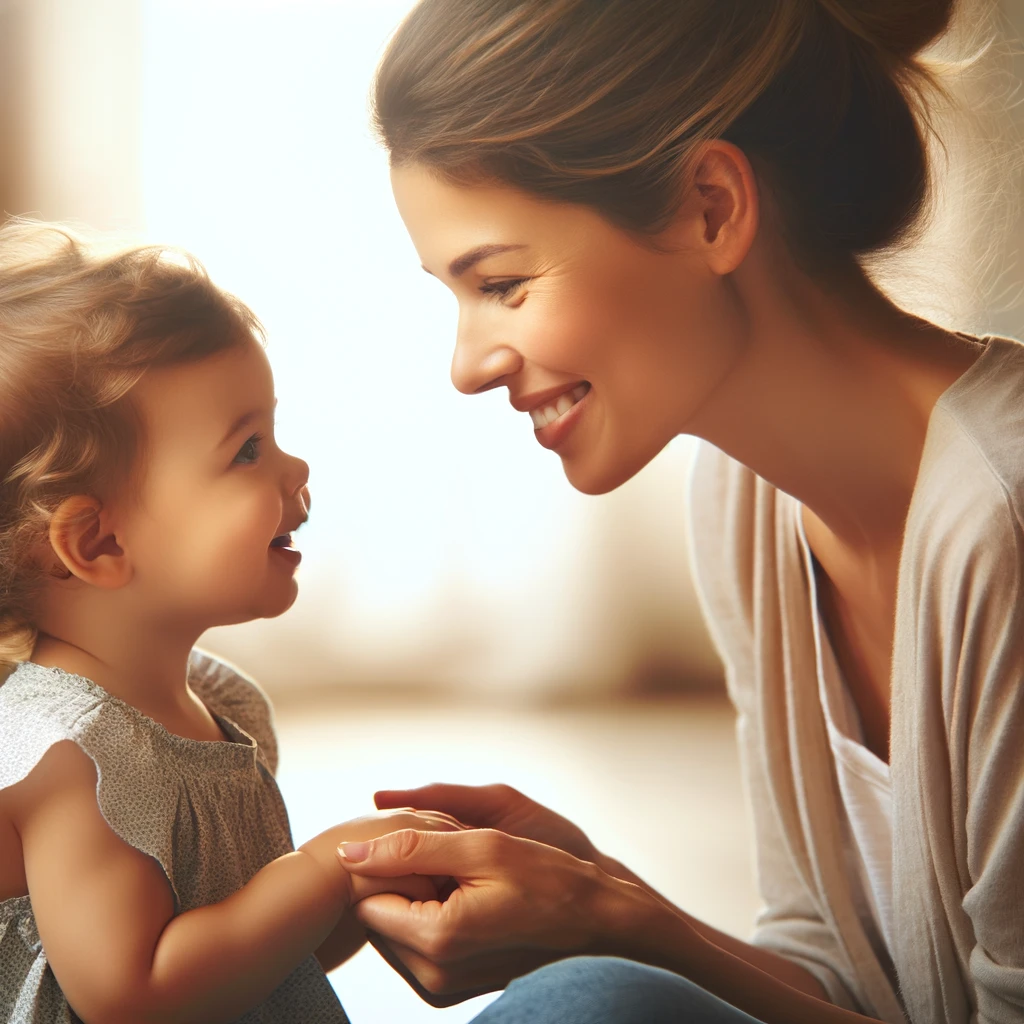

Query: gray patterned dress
(0, 649), (350, 1024)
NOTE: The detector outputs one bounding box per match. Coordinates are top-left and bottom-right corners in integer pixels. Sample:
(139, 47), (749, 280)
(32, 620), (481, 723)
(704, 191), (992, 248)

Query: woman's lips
(533, 383), (591, 450)
(528, 383), (590, 429)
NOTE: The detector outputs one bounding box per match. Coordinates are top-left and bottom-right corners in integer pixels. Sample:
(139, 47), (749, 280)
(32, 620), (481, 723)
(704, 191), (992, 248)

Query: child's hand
(334, 808), (468, 902)
(306, 808), (469, 973)
(299, 808), (468, 904)
(334, 807), (470, 845)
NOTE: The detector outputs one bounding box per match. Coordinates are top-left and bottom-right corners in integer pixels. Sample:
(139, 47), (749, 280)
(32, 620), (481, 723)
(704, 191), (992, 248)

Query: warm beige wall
(0, 0), (142, 231)
(992, 0), (1024, 338)
(0, 2), (27, 216)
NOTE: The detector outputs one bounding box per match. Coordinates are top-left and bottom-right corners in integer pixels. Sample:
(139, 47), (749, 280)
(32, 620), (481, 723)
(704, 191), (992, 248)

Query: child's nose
(286, 456), (310, 509)
(289, 454), (310, 487)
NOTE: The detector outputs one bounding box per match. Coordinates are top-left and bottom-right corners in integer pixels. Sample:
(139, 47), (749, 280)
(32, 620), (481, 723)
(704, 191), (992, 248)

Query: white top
(797, 510), (894, 956)
(688, 334), (1024, 1024)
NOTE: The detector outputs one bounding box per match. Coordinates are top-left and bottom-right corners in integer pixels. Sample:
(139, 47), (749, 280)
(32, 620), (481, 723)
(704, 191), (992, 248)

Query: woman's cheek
(520, 298), (611, 371)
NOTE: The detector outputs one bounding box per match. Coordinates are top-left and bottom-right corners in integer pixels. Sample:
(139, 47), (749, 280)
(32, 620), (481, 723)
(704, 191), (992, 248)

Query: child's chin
(211, 585), (301, 626)
(251, 590), (300, 621)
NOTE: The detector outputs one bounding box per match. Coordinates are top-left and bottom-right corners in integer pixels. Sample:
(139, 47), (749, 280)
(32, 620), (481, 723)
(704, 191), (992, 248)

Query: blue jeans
(470, 957), (767, 1024)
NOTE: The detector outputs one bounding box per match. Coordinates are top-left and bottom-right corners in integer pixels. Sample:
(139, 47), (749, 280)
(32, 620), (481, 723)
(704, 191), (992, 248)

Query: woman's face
(391, 162), (745, 494)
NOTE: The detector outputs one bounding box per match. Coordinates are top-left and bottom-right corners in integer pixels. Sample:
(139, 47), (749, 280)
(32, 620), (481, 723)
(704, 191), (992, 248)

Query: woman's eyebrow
(217, 398), (278, 449)
(426, 243), (528, 279)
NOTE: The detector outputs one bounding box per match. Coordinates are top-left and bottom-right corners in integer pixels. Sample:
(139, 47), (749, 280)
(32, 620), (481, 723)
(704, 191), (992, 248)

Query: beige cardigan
(687, 335), (1024, 1024)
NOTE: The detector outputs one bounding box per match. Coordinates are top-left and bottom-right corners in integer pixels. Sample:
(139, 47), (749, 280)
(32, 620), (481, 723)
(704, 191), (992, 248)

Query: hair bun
(815, 0), (957, 60)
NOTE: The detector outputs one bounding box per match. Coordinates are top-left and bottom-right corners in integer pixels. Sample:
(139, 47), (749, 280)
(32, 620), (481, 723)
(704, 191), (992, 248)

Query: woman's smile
(521, 382), (591, 450)
(390, 163), (736, 494)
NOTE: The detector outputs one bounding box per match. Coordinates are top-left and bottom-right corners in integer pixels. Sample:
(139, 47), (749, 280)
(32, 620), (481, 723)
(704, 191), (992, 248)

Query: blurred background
(0, 1), (1021, 1020)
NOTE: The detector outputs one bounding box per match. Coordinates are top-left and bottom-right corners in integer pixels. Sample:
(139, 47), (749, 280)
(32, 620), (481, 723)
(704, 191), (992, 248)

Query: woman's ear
(665, 140), (759, 275)
(47, 495), (131, 589)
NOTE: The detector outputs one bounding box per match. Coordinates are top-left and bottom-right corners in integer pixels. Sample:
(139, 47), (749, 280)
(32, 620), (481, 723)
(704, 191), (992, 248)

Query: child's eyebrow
(217, 398), (278, 449)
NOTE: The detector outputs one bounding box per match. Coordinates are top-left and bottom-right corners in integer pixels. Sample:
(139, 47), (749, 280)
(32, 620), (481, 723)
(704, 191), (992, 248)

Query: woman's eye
(233, 432), (263, 465)
(480, 278), (528, 303)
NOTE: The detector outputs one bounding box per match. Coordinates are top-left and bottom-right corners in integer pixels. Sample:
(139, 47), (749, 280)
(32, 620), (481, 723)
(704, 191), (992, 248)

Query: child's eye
(233, 432), (264, 465)
(480, 278), (528, 304)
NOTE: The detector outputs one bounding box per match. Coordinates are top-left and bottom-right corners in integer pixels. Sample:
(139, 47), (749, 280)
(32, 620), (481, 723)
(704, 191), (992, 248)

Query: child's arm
(13, 740), (445, 1024)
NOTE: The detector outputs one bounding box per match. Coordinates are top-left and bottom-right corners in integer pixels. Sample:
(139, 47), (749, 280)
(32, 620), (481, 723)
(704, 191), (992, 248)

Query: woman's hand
(307, 808), (470, 973)
(339, 827), (662, 1006)
(300, 808), (466, 896)
(374, 784), (601, 864)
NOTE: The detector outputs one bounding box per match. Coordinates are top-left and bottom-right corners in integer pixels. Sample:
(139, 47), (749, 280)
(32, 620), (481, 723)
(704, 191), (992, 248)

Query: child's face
(120, 335), (310, 629)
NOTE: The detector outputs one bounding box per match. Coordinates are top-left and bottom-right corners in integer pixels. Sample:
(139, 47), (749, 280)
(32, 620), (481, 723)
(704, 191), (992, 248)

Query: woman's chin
(561, 443), (668, 495)
(560, 455), (637, 496)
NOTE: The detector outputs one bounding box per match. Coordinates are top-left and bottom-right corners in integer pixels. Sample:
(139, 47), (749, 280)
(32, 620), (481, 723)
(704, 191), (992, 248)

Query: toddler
(0, 220), (458, 1023)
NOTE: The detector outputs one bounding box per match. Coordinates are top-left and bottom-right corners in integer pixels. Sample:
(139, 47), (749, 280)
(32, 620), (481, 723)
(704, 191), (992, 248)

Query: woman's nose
(450, 328), (523, 395)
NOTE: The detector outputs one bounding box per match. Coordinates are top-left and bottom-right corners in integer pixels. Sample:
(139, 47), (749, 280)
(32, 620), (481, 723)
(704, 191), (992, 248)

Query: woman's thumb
(337, 840), (372, 863)
(337, 827), (495, 876)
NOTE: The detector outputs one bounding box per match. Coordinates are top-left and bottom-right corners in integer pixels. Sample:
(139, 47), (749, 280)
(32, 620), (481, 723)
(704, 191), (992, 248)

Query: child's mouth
(269, 533), (302, 566)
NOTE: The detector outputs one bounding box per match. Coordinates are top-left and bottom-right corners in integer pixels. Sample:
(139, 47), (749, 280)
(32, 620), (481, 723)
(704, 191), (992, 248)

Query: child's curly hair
(0, 219), (262, 671)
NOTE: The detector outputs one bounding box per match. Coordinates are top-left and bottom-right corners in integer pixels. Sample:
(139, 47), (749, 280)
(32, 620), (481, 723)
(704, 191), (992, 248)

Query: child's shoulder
(187, 649), (279, 775)
(0, 662), (130, 792)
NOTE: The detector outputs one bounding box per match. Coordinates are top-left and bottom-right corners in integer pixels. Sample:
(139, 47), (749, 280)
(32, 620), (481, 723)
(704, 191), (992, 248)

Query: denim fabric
(471, 957), (767, 1024)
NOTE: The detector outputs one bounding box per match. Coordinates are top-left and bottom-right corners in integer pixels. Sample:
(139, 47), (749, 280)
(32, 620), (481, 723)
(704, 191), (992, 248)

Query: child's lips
(269, 536), (302, 565)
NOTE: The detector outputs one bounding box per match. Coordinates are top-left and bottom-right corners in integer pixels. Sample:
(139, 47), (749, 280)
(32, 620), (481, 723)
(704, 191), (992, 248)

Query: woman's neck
(687, 249), (985, 561)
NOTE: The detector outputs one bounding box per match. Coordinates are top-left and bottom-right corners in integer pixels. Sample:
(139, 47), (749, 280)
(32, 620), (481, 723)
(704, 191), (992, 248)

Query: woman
(337, 1), (1024, 1022)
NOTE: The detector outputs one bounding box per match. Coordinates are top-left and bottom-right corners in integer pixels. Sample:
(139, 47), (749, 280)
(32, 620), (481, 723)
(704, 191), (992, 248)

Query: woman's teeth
(529, 384), (589, 429)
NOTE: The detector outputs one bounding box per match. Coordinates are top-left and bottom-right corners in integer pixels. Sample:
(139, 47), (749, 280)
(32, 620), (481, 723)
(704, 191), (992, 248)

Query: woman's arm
(592, 849), (830, 1001)
(13, 741), (441, 1024)
(346, 828), (883, 1023)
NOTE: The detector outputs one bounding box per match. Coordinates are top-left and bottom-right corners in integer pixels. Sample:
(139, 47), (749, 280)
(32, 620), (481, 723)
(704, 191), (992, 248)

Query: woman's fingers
(366, 931), (468, 1008)
(348, 871), (441, 904)
(366, 931), (550, 1007)
(374, 785), (598, 861)
(416, 810), (473, 832)
(354, 890), (451, 950)
(346, 829), (608, 951)
(338, 827), (510, 881)
(375, 784), (526, 829)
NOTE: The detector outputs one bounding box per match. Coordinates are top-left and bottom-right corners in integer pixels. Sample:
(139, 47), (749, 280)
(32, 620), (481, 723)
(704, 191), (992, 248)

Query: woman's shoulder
(911, 335), (1024, 555)
(687, 439), (764, 549)
(685, 441), (775, 656)
(932, 333), (1024, 484)
(187, 649), (278, 775)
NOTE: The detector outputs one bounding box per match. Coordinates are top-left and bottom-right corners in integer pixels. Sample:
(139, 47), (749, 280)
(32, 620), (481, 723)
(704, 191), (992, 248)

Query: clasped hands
(329, 785), (657, 1008)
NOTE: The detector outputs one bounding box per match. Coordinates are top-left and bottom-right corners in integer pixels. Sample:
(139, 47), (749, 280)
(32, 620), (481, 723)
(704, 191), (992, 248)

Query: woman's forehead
(390, 163), (622, 271)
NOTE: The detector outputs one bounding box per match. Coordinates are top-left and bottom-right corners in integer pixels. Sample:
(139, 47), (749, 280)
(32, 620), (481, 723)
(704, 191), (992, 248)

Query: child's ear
(47, 495), (131, 589)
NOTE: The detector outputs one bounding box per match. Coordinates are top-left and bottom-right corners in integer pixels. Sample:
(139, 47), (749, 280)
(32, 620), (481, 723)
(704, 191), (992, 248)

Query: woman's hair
(0, 219), (262, 669)
(372, 0), (960, 269)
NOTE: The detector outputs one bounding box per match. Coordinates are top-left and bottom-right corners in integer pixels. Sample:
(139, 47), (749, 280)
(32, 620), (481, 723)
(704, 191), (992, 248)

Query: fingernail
(338, 841), (370, 863)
